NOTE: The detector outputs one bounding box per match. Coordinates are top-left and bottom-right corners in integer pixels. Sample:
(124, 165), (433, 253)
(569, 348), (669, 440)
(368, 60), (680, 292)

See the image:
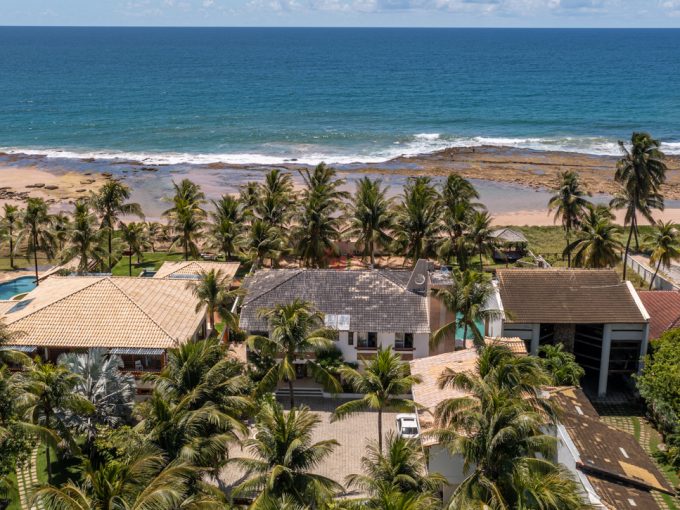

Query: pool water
(0, 276), (37, 300)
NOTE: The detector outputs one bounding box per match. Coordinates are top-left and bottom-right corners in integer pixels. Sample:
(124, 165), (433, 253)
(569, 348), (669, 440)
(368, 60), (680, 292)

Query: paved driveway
(218, 397), (399, 497)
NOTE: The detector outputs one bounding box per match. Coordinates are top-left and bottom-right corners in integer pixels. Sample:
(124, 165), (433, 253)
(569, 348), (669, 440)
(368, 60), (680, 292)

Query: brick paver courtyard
(218, 397), (399, 497)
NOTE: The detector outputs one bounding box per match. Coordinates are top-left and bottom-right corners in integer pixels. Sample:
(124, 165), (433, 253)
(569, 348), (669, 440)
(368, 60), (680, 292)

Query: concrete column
(530, 324), (541, 356)
(598, 324), (612, 398)
(638, 323), (650, 373)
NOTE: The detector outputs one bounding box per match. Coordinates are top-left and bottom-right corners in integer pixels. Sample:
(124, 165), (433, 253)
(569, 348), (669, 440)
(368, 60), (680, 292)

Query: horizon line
(2, 25), (680, 30)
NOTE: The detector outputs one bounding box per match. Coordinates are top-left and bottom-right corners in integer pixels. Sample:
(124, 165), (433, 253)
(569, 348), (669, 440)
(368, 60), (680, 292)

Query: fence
(627, 256), (680, 291)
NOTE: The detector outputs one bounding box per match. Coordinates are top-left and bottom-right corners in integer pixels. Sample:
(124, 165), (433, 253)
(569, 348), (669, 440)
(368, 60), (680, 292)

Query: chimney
(407, 259), (430, 295)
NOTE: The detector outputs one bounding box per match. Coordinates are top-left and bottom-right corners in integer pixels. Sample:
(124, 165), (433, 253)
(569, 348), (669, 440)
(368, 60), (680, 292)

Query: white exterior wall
(333, 331), (430, 363)
(413, 333), (430, 358)
(427, 445), (469, 502)
(378, 332), (395, 350)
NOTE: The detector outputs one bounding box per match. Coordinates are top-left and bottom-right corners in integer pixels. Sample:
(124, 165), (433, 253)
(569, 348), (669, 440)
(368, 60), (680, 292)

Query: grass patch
(111, 251), (186, 277)
(35, 444), (80, 488)
(3, 471), (21, 510)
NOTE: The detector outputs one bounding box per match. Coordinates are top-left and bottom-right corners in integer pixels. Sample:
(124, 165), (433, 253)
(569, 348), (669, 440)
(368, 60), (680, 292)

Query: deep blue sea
(1, 27), (679, 164)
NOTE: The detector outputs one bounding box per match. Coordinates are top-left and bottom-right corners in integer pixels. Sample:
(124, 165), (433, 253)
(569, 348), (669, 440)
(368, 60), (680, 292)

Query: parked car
(395, 413), (420, 439)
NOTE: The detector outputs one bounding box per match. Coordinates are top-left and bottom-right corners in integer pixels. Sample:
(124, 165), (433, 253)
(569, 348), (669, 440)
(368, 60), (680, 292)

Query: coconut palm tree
(294, 163), (348, 268)
(61, 200), (107, 273)
(439, 174), (482, 268)
(244, 219), (283, 269)
(118, 221), (149, 275)
(90, 180), (144, 271)
(256, 169), (295, 231)
(345, 432), (444, 497)
(31, 447), (209, 510)
(645, 220), (680, 290)
(208, 195), (243, 260)
(539, 343), (585, 386)
(565, 206), (623, 269)
(612, 132), (667, 280)
(145, 221), (164, 253)
(548, 170), (591, 268)
(139, 339), (251, 475)
(393, 177), (440, 265)
(346, 177), (394, 266)
(231, 400), (342, 507)
(434, 345), (586, 510)
(467, 210), (495, 271)
(15, 361), (94, 482)
(16, 197), (56, 285)
(185, 269), (239, 334)
(163, 179), (206, 261)
(332, 347), (420, 452)
(431, 269), (500, 349)
(247, 300), (340, 407)
(1, 204), (21, 269)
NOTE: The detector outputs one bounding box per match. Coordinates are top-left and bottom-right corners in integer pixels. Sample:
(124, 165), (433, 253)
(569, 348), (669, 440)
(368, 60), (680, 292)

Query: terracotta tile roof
(1, 276), (205, 349)
(239, 268), (430, 333)
(484, 336), (528, 355)
(586, 475), (661, 510)
(637, 291), (680, 340)
(560, 412), (674, 495)
(497, 269), (646, 324)
(153, 261), (239, 281)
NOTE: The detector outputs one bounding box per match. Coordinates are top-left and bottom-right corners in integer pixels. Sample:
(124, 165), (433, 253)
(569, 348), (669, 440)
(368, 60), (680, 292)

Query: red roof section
(638, 291), (680, 340)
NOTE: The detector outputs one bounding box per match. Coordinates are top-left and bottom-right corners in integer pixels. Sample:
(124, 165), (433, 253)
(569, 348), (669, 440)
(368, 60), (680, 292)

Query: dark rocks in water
(80, 179), (95, 185)
(141, 167), (158, 172)
(75, 189), (86, 193)
(26, 183), (45, 188)
(102, 172), (113, 178)
(44, 185), (59, 190)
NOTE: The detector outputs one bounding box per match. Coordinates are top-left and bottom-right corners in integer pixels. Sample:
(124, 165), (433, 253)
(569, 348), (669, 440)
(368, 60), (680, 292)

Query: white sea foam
(3, 134), (679, 167)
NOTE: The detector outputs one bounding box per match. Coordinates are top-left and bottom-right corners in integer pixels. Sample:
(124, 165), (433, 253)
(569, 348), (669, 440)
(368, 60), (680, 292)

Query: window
(357, 332), (378, 349)
(395, 332), (414, 350)
(348, 332), (354, 346)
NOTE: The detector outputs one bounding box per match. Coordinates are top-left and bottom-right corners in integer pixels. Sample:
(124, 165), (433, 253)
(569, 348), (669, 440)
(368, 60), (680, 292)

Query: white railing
(627, 256), (680, 291)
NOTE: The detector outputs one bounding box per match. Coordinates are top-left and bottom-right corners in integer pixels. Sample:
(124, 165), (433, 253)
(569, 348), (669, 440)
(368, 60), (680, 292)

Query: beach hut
(489, 227), (528, 263)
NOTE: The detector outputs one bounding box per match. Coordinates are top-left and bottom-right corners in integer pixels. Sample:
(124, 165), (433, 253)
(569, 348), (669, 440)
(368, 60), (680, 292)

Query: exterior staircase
(275, 386), (324, 400)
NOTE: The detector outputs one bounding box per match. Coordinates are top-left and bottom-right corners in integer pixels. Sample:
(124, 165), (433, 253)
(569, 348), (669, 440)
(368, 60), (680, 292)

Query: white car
(395, 413), (420, 439)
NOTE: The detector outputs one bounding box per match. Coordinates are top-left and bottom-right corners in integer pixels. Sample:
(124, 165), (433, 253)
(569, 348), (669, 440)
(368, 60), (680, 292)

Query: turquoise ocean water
(0, 27), (679, 165)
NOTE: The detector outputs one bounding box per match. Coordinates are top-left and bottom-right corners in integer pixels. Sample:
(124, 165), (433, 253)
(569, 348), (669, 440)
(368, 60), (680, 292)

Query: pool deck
(0, 267), (56, 285)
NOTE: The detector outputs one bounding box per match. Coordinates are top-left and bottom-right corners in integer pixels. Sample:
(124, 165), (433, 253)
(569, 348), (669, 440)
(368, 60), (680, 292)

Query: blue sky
(3, 0), (680, 27)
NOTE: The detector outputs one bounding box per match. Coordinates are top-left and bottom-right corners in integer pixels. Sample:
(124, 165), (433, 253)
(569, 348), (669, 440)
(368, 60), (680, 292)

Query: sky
(2, 0), (680, 28)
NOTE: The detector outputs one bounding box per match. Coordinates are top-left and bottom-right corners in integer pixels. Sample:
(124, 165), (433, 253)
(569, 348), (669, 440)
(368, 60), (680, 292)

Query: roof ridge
(5, 276), (107, 325)
(243, 269), (304, 306)
(376, 270), (418, 293)
(105, 278), (179, 344)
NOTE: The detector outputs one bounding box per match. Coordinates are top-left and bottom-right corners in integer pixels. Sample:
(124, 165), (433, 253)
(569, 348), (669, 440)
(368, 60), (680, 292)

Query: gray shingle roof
(239, 269), (430, 333)
(490, 228), (528, 244)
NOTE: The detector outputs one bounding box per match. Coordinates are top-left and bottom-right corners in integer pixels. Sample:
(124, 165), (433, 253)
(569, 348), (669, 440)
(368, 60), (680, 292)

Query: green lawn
(35, 444), (79, 488)
(4, 472), (21, 510)
(111, 251), (187, 277)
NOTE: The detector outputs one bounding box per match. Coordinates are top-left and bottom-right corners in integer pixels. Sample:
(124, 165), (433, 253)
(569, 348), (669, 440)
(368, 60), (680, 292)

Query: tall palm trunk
(565, 227), (571, 268)
(288, 377), (295, 408)
(622, 216), (635, 281)
(45, 411), (52, 483)
(378, 407), (383, 453)
(650, 257), (663, 290)
(128, 249), (132, 277)
(107, 227), (113, 272)
(479, 245), (484, 271)
(9, 226), (14, 269)
(32, 230), (39, 285)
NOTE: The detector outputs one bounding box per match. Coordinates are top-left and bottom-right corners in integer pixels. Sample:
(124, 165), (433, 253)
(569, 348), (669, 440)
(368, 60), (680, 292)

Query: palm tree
(15, 361), (94, 482)
(294, 163), (348, 268)
(140, 339), (251, 474)
(613, 132), (667, 280)
(332, 347), (421, 452)
(208, 195), (243, 260)
(246, 300), (340, 407)
(16, 197), (55, 285)
(1, 204), (21, 269)
(345, 432), (444, 496)
(256, 169), (294, 230)
(439, 174), (482, 268)
(548, 170), (591, 268)
(431, 269), (500, 349)
(393, 177), (440, 265)
(0, 319), (29, 367)
(645, 220), (680, 289)
(31, 448), (204, 510)
(539, 344), (585, 386)
(186, 269), (238, 333)
(145, 221), (164, 253)
(118, 221), (149, 275)
(231, 400), (342, 506)
(346, 177), (394, 266)
(244, 219), (283, 269)
(467, 210), (494, 271)
(565, 206), (623, 268)
(434, 345), (586, 510)
(61, 200), (107, 273)
(57, 349), (135, 450)
(90, 180), (143, 271)
(163, 179), (206, 261)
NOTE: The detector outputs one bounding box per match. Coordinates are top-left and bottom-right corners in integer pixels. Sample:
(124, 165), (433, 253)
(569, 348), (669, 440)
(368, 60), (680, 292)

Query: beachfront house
(0, 275), (209, 389)
(487, 269), (650, 397)
(637, 290), (680, 341)
(409, 346), (675, 509)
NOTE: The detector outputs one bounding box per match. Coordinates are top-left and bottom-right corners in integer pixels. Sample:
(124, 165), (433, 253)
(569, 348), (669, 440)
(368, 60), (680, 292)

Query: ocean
(0, 27), (679, 164)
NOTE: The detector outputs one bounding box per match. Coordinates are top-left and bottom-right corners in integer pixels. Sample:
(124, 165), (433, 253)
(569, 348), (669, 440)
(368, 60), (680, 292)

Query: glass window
(395, 332), (414, 349)
(357, 332), (378, 348)
(348, 332), (354, 346)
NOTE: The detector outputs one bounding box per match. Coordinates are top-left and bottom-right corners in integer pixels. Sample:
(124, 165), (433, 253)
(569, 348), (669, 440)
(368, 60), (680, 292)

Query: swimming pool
(0, 276), (37, 300)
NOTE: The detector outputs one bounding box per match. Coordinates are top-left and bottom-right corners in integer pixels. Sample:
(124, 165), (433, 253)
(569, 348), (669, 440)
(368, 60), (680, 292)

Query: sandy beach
(2, 146), (680, 226)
